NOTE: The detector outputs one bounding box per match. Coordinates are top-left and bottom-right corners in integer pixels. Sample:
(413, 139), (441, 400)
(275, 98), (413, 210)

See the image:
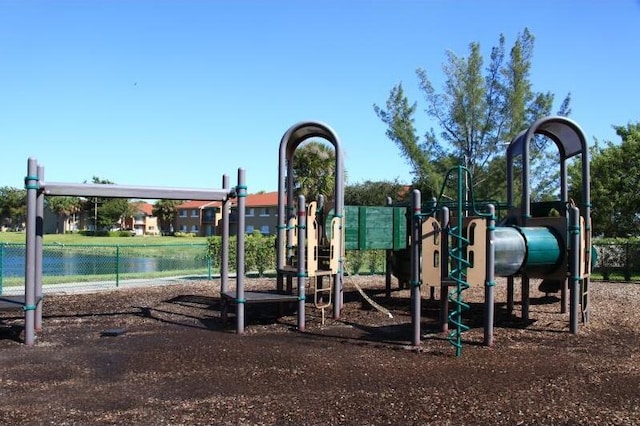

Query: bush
(206, 234), (387, 278)
(345, 250), (365, 275)
(174, 232), (196, 238)
(79, 230), (110, 237)
(345, 250), (386, 275)
(245, 231), (276, 276)
(108, 230), (135, 237)
(206, 235), (237, 273)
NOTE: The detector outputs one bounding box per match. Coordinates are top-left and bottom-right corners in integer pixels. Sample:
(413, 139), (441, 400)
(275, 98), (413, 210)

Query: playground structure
(219, 121), (347, 331)
(0, 160), (248, 345)
(4, 116), (592, 355)
(264, 116), (592, 355)
(393, 116), (591, 354)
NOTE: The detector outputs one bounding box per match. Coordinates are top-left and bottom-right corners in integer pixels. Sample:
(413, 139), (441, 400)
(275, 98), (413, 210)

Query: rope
(343, 263), (393, 319)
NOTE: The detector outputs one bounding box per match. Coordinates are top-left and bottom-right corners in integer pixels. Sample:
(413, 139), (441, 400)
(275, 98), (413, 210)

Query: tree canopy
(80, 177), (133, 230)
(292, 141), (337, 203)
(0, 186), (26, 230)
(345, 180), (408, 206)
(47, 196), (82, 233)
(153, 199), (184, 234)
(374, 28), (570, 202)
(570, 122), (640, 237)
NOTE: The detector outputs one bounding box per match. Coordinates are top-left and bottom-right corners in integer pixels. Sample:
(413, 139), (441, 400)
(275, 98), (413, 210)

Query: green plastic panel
(393, 207), (408, 250)
(343, 206), (360, 250)
(331, 206), (407, 251)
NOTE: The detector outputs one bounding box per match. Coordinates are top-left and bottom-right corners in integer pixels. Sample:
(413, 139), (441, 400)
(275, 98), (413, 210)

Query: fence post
(625, 241), (631, 282)
(207, 255), (212, 279)
(116, 245), (120, 287)
(0, 243), (4, 295)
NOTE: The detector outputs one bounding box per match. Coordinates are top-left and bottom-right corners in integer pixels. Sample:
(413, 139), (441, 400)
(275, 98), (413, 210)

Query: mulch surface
(1, 276), (639, 425)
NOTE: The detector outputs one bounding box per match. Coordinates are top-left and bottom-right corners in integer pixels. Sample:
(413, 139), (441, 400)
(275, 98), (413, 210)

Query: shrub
(174, 232), (196, 238)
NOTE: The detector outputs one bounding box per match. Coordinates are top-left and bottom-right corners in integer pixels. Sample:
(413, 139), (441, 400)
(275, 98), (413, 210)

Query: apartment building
(230, 191), (279, 235)
(122, 202), (160, 236)
(172, 192), (279, 237)
(174, 200), (222, 236)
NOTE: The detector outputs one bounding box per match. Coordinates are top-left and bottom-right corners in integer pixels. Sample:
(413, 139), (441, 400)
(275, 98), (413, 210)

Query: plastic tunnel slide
(389, 223), (565, 283)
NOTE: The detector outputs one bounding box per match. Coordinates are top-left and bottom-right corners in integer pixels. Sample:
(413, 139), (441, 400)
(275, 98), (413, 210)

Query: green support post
(0, 243), (4, 295)
(116, 245), (120, 287)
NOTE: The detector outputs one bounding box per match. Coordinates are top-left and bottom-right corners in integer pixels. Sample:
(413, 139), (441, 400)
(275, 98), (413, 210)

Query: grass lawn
(0, 232), (210, 245)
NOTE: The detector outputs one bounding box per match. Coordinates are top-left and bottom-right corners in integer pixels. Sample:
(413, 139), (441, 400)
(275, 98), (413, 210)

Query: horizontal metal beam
(42, 181), (233, 201)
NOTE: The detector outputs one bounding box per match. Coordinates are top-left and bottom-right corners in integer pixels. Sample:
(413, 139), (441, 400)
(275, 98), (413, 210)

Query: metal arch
(276, 121), (345, 320)
(507, 115), (588, 160)
(277, 121), (345, 268)
(279, 121), (342, 159)
(506, 115), (590, 223)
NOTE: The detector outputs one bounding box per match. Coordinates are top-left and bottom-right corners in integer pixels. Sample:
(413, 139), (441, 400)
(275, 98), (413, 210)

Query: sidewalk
(1, 275), (216, 296)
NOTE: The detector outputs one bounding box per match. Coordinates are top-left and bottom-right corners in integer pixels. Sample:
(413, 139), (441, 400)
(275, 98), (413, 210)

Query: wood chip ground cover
(1, 276), (639, 425)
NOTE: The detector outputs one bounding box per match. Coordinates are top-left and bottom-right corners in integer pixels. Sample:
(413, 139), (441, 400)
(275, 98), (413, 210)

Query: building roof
(131, 201), (154, 216)
(229, 191), (278, 207)
(176, 200), (221, 209)
(245, 191), (279, 207)
(176, 192), (278, 210)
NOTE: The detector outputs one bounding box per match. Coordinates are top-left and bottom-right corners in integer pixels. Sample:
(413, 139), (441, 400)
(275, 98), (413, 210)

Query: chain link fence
(2, 239), (635, 296)
(592, 241), (640, 282)
(0, 243), (213, 295)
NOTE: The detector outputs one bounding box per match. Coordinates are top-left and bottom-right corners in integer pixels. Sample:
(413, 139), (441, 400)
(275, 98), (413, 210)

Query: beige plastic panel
(306, 202), (318, 277)
(466, 217), (487, 287)
(329, 216), (341, 274)
(285, 215), (298, 268)
(421, 217), (441, 290)
(580, 216), (591, 278)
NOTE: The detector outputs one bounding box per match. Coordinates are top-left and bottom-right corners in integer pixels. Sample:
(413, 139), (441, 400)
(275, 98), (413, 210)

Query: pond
(1, 247), (207, 277)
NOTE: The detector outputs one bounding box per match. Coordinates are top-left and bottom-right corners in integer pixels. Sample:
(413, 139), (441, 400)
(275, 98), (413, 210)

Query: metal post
(569, 205), (580, 334)
(35, 164), (44, 331)
(411, 189), (421, 346)
(297, 195), (306, 331)
(440, 206), (450, 333)
(484, 204), (495, 347)
(0, 243), (4, 295)
(24, 158), (38, 345)
(507, 276), (515, 315)
(522, 277), (530, 322)
(221, 174), (230, 294)
(385, 196), (392, 298)
(561, 277), (568, 314)
(236, 169), (247, 334)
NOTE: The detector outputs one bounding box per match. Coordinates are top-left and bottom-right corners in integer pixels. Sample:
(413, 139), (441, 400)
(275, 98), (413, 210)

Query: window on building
(246, 225), (254, 234)
(246, 208), (254, 217)
(259, 207), (269, 216)
(191, 209), (199, 217)
(180, 225), (187, 232)
(260, 225), (269, 234)
(179, 210), (187, 218)
(191, 225), (199, 233)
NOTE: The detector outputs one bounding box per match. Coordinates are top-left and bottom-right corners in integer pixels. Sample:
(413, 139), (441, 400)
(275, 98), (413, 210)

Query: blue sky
(1, 0), (638, 194)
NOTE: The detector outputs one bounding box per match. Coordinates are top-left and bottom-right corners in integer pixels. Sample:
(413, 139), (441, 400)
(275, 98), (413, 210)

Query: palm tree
(293, 141), (338, 203)
(153, 199), (183, 235)
(47, 196), (82, 233)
